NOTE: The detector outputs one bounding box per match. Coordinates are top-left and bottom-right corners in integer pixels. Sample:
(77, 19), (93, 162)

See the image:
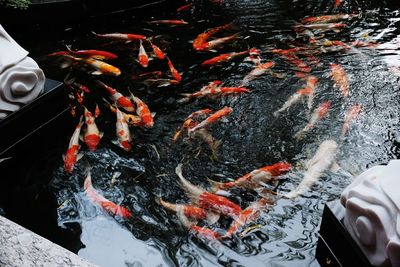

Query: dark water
(10, 0), (400, 266)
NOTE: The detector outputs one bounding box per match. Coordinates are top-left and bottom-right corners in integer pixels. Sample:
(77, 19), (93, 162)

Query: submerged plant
(0, 0), (31, 9)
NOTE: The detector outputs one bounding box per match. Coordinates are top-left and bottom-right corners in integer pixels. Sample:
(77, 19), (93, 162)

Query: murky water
(8, 0), (400, 266)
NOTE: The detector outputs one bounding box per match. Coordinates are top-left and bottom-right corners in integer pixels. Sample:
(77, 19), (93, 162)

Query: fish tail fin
(207, 178), (224, 193)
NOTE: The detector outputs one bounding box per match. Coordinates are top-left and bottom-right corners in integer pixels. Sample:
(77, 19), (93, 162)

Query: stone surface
(0, 215), (97, 267)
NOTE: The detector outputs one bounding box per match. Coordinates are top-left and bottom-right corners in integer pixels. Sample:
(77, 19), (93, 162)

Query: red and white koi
(167, 57), (182, 82)
(240, 62), (275, 86)
(147, 19), (189, 25)
(193, 23), (234, 51)
(138, 40), (149, 68)
(84, 171), (133, 218)
(341, 104), (362, 137)
(63, 116), (84, 173)
(209, 162), (291, 191)
(172, 109), (214, 142)
(95, 80), (135, 112)
(149, 41), (166, 60)
(130, 93), (154, 128)
(201, 50), (250, 67)
(189, 106), (233, 134)
(92, 31), (146, 41)
(115, 107), (132, 152)
(330, 63), (349, 97)
(83, 107), (103, 151)
(295, 101), (331, 139)
(175, 164), (242, 219)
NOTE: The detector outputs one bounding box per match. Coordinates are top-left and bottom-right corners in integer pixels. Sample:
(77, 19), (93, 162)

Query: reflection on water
(38, 0), (400, 266)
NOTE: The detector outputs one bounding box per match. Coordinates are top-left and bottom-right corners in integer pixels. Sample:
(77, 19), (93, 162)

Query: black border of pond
(316, 201), (373, 267)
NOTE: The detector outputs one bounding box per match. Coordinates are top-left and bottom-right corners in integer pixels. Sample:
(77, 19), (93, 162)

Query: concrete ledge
(0, 215), (97, 267)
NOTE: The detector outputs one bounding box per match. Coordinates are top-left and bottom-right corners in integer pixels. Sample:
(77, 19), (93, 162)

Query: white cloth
(0, 24), (45, 119)
(341, 160), (400, 267)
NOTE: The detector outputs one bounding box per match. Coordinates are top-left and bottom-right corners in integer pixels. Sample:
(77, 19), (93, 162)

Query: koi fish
(159, 198), (220, 224)
(92, 31), (146, 41)
(173, 109), (214, 141)
(130, 93), (154, 128)
(176, 164), (242, 219)
(149, 41), (166, 60)
(48, 49), (118, 60)
(94, 104), (100, 118)
(192, 128), (222, 158)
(143, 78), (180, 87)
(294, 23), (347, 33)
(334, 0), (343, 7)
(301, 14), (356, 24)
(147, 19), (189, 25)
(115, 107), (132, 152)
(189, 106), (233, 134)
(193, 23), (234, 51)
(103, 99), (142, 127)
(273, 75), (318, 116)
(190, 225), (221, 240)
(63, 55), (121, 76)
(167, 57), (182, 82)
(285, 140), (338, 198)
(201, 33), (241, 51)
(179, 85), (249, 103)
(84, 171), (133, 218)
(224, 198), (272, 237)
(177, 3), (193, 12)
(63, 116), (84, 173)
(187, 108), (214, 120)
(294, 101), (331, 139)
(209, 162), (291, 191)
(240, 62), (275, 86)
(341, 104), (362, 137)
(138, 40), (149, 68)
(95, 80), (135, 112)
(83, 107), (103, 151)
(201, 50), (250, 67)
(330, 63), (349, 97)
(248, 48), (261, 65)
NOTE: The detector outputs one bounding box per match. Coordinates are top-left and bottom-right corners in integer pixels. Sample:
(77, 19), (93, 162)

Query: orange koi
(241, 62), (275, 85)
(92, 31), (146, 41)
(295, 101), (331, 139)
(330, 63), (349, 97)
(189, 106), (233, 133)
(177, 3), (193, 12)
(341, 104), (362, 137)
(63, 116), (84, 173)
(149, 41), (166, 60)
(115, 107), (132, 152)
(209, 162), (291, 191)
(301, 14), (356, 24)
(130, 93), (154, 128)
(84, 171), (132, 218)
(94, 104), (100, 118)
(167, 57), (182, 82)
(176, 164), (242, 219)
(334, 0), (342, 7)
(201, 50), (249, 67)
(147, 19), (189, 25)
(193, 23), (234, 51)
(138, 40), (149, 68)
(83, 107), (103, 151)
(95, 80), (135, 112)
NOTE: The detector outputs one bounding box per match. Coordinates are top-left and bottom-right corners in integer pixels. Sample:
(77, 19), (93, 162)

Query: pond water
(11, 0), (400, 266)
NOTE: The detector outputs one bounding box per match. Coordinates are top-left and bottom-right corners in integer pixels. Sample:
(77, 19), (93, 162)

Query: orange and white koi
(301, 14), (356, 24)
(189, 106), (233, 134)
(63, 116), (84, 173)
(84, 171), (132, 218)
(147, 19), (189, 25)
(295, 101), (331, 139)
(201, 50), (250, 67)
(149, 41), (166, 60)
(341, 104), (362, 137)
(330, 63), (349, 97)
(83, 107), (103, 151)
(130, 93), (154, 128)
(201, 33), (241, 51)
(115, 107), (132, 152)
(167, 57), (182, 82)
(209, 162), (291, 191)
(95, 80), (135, 112)
(103, 99), (142, 127)
(92, 31), (146, 41)
(138, 40), (149, 68)
(193, 23), (234, 51)
(224, 198), (272, 237)
(240, 62), (275, 86)
(63, 55), (121, 76)
(179, 84), (249, 103)
(176, 164), (242, 219)
(173, 109), (214, 142)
